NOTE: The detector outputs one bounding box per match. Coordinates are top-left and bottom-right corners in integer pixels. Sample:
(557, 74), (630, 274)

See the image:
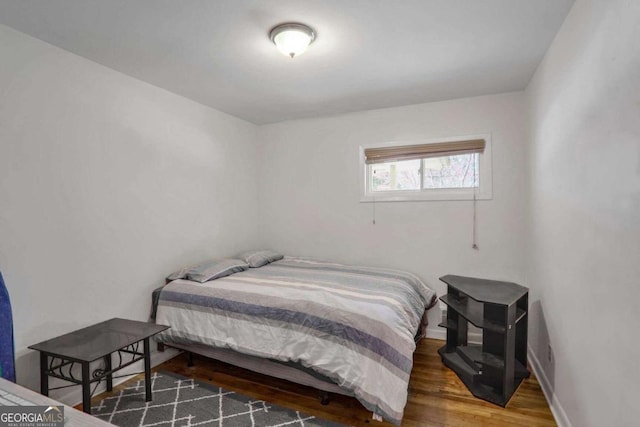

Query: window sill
(360, 189), (492, 202)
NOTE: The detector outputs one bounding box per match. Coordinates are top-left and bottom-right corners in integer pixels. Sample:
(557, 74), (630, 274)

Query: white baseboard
(426, 327), (482, 344)
(527, 346), (571, 427)
(58, 347), (180, 408)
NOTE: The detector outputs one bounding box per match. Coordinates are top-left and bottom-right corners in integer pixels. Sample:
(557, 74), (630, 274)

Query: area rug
(92, 371), (345, 427)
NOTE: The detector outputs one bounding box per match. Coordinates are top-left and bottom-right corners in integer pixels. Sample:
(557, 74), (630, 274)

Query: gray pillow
(166, 266), (191, 282)
(166, 258), (249, 283)
(236, 250), (284, 268)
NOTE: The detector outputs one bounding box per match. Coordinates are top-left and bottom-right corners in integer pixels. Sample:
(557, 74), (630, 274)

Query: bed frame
(156, 340), (349, 404)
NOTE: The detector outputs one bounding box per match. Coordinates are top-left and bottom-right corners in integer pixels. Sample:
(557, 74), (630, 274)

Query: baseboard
(527, 346), (572, 427)
(59, 347), (180, 408)
(426, 327), (482, 344)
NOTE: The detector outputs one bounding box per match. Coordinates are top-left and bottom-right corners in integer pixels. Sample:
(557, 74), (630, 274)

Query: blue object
(0, 272), (16, 381)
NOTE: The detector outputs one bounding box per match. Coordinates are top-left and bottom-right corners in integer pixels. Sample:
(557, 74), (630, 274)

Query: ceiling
(0, 0), (574, 124)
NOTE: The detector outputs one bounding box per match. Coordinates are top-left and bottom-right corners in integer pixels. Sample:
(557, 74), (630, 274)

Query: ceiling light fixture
(269, 23), (316, 59)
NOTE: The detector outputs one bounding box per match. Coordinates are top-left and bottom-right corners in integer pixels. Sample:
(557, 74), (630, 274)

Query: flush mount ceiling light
(269, 23), (316, 58)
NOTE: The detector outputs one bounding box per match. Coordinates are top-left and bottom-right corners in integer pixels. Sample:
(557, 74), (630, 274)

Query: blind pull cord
(372, 195), (376, 225)
(472, 153), (479, 250)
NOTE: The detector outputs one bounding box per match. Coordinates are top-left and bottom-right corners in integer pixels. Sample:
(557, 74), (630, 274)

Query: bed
(153, 256), (437, 425)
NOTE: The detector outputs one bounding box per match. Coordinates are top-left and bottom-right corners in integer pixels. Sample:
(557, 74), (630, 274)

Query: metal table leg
(104, 354), (113, 392)
(39, 353), (49, 396)
(82, 362), (91, 414)
(143, 338), (151, 402)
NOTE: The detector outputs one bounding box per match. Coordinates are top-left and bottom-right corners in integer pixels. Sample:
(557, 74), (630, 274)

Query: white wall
(258, 92), (528, 335)
(0, 25), (261, 402)
(5, 2), (638, 423)
(525, 1), (640, 426)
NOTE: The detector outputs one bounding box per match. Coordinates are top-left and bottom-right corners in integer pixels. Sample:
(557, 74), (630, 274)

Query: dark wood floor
(85, 338), (556, 426)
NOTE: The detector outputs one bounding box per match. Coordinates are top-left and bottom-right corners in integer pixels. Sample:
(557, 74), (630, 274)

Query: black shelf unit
(438, 275), (530, 407)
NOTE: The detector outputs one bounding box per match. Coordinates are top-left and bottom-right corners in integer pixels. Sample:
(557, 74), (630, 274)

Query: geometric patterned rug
(92, 371), (346, 427)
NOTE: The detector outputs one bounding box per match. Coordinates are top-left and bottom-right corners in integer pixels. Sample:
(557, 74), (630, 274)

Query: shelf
(458, 346), (495, 369)
(438, 347), (479, 385)
(456, 345), (529, 378)
(440, 345), (529, 407)
(439, 295), (505, 333)
(438, 319), (457, 330)
(456, 347), (482, 371)
(440, 295), (527, 333)
(440, 275), (528, 306)
(515, 309), (527, 324)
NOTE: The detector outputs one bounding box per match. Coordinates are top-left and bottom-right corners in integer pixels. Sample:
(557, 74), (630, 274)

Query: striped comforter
(155, 257), (436, 425)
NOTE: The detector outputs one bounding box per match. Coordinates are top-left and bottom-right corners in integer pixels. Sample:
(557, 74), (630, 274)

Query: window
(360, 135), (492, 201)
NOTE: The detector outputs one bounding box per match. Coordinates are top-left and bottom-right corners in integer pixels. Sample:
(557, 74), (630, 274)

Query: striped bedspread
(155, 257), (436, 425)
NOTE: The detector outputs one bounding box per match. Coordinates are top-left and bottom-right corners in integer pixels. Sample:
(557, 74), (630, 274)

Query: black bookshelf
(437, 275), (530, 407)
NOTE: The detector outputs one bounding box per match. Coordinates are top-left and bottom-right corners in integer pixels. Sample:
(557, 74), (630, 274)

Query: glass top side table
(29, 318), (169, 414)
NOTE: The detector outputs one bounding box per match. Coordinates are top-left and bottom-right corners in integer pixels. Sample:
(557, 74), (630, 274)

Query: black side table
(29, 318), (169, 414)
(437, 275), (530, 406)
